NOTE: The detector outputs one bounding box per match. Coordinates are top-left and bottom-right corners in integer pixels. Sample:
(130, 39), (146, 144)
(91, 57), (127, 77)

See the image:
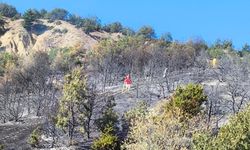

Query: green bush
(68, 14), (82, 27)
(125, 100), (148, 122)
(23, 9), (39, 30)
(0, 52), (16, 76)
(92, 126), (119, 150)
(121, 27), (135, 36)
(160, 32), (173, 44)
(103, 22), (123, 33)
(123, 99), (207, 150)
(0, 3), (18, 18)
(136, 26), (155, 39)
(81, 17), (101, 33)
(53, 28), (61, 33)
(208, 48), (224, 58)
(62, 28), (68, 34)
(28, 127), (41, 148)
(47, 8), (69, 21)
(171, 83), (207, 117)
(39, 9), (47, 18)
(0, 144), (4, 150)
(193, 105), (250, 150)
(193, 131), (214, 150)
(55, 20), (62, 25)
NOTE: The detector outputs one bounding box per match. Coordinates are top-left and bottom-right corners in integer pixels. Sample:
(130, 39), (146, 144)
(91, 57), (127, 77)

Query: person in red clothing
(123, 74), (132, 92)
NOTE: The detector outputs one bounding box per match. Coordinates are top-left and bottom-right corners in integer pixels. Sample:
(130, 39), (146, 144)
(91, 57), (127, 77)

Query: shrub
(92, 126), (119, 150)
(0, 52), (16, 76)
(123, 99), (206, 150)
(0, 144), (3, 150)
(55, 20), (62, 25)
(47, 8), (69, 21)
(193, 105), (250, 150)
(28, 127), (42, 148)
(93, 96), (120, 149)
(160, 32), (173, 44)
(49, 47), (83, 72)
(39, 9), (48, 18)
(68, 14), (83, 27)
(125, 100), (148, 122)
(0, 3), (18, 18)
(171, 83), (207, 117)
(52, 28), (61, 34)
(208, 48), (224, 58)
(11, 13), (21, 20)
(52, 28), (67, 34)
(62, 28), (68, 34)
(193, 132), (214, 150)
(103, 22), (123, 33)
(81, 17), (101, 33)
(95, 96), (119, 133)
(23, 9), (39, 30)
(121, 27), (135, 36)
(136, 26), (156, 39)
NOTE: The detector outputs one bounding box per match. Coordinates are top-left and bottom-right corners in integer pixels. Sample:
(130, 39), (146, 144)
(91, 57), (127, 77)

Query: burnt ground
(0, 71), (218, 149)
(0, 117), (44, 150)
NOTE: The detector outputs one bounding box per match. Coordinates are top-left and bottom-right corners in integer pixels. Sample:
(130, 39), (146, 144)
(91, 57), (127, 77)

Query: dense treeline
(0, 3), (137, 35)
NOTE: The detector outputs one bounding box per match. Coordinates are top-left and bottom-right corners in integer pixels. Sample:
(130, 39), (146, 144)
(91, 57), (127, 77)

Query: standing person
(212, 58), (217, 68)
(122, 74), (132, 92)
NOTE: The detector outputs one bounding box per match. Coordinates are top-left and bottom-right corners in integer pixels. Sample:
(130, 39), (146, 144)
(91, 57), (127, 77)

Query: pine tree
(56, 67), (93, 144)
(23, 9), (38, 31)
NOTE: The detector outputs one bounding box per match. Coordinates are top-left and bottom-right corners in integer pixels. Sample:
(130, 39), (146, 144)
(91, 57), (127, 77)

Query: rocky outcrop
(0, 19), (33, 55)
(0, 18), (122, 55)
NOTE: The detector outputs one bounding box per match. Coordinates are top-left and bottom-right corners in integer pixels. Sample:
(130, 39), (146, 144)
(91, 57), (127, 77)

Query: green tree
(28, 127), (42, 148)
(137, 26), (156, 39)
(81, 17), (101, 33)
(93, 96), (120, 150)
(239, 43), (250, 57)
(160, 32), (173, 44)
(213, 39), (233, 50)
(242, 43), (250, 52)
(23, 9), (39, 30)
(103, 22), (123, 33)
(68, 14), (83, 27)
(48, 8), (69, 21)
(0, 3), (18, 18)
(39, 9), (47, 19)
(222, 40), (233, 50)
(56, 67), (92, 143)
(171, 83), (207, 117)
(121, 27), (135, 36)
(208, 48), (224, 58)
(92, 126), (119, 150)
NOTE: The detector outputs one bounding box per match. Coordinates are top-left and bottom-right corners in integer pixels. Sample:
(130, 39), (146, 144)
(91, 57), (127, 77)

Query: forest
(0, 2), (250, 150)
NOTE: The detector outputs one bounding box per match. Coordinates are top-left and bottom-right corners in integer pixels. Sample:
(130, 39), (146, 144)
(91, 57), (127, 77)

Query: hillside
(0, 17), (122, 55)
(1, 3), (250, 150)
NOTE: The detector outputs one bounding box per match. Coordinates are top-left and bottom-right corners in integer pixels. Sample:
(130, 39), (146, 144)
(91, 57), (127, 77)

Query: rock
(0, 18), (122, 55)
(0, 19), (33, 55)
